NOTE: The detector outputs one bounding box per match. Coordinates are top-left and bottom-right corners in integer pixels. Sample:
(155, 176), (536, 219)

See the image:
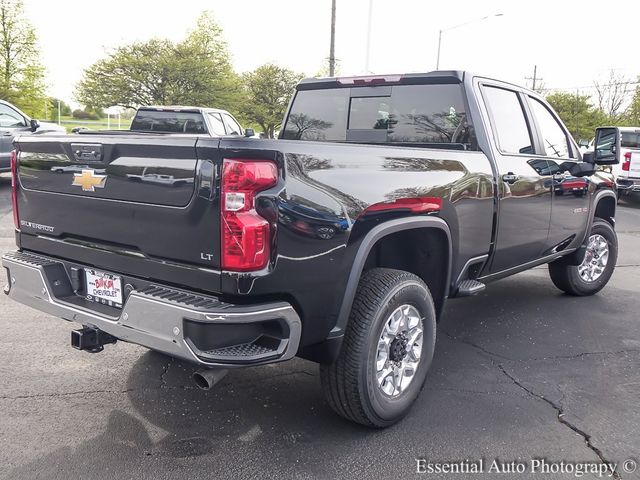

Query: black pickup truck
(3, 71), (619, 427)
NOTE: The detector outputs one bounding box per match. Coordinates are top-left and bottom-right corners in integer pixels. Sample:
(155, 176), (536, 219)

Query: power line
(538, 81), (640, 93)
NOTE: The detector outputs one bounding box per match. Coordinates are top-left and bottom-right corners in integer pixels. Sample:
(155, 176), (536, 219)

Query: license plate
(85, 269), (123, 308)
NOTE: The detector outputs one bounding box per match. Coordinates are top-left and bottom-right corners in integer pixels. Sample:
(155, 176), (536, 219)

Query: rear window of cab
(131, 110), (207, 134)
(621, 132), (640, 149)
(281, 84), (478, 151)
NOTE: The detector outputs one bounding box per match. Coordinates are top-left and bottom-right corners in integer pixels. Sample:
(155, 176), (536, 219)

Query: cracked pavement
(0, 175), (639, 479)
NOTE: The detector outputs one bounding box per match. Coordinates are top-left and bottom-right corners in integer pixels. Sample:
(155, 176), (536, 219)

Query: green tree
(546, 92), (607, 141)
(48, 98), (72, 118)
(241, 64), (303, 138)
(76, 12), (241, 111)
(0, 0), (47, 117)
(622, 83), (640, 126)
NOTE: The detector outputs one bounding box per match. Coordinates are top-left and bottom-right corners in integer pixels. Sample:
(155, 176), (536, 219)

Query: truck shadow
(619, 196), (640, 209)
(6, 271), (632, 478)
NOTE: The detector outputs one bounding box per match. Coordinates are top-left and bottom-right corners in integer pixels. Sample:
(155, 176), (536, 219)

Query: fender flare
(584, 189), (617, 242)
(555, 189), (617, 267)
(330, 216), (452, 337)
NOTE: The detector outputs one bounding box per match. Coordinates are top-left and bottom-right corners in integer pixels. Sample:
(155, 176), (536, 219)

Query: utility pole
(575, 88), (580, 140)
(436, 30), (443, 70)
(329, 0), (336, 76)
(526, 65), (543, 91)
(364, 0), (373, 73)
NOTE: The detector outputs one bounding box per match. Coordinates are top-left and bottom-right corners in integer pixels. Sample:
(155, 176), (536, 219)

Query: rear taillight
(221, 159), (277, 271)
(622, 151), (631, 172)
(10, 149), (19, 230)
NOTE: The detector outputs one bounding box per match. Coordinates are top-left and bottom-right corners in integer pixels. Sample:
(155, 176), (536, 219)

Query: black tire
(548, 219), (617, 296)
(320, 268), (436, 427)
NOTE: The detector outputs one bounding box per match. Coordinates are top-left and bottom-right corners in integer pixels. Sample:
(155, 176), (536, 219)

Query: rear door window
(482, 86), (533, 155)
(282, 84), (477, 150)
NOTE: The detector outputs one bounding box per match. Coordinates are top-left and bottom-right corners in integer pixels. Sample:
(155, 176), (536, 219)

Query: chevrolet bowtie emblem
(72, 169), (107, 192)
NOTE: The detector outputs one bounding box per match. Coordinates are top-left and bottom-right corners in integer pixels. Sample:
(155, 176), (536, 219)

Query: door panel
(547, 162), (590, 251)
(491, 157), (553, 271)
(480, 85), (553, 273)
(526, 95), (590, 251)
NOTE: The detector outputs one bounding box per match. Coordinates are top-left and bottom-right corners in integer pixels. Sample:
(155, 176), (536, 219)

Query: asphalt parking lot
(0, 174), (639, 480)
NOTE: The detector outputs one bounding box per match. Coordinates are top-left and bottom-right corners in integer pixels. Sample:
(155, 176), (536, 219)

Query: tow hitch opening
(71, 326), (117, 353)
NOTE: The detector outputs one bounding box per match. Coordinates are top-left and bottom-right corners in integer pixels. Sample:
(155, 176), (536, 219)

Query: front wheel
(548, 219), (617, 296)
(320, 268), (436, 427)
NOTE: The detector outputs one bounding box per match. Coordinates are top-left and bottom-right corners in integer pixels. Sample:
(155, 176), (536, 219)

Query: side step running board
(455, 279), (486, 297)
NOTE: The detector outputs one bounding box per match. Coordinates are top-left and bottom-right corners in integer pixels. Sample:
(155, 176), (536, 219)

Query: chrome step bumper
(616, 177), (640, 192)
(2, 251), (302, 367)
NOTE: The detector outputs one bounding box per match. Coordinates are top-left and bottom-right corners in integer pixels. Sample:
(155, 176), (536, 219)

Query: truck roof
(296, 70), (532, 94)
(613, 126), (640, 132)
(296, 70), (465, 90)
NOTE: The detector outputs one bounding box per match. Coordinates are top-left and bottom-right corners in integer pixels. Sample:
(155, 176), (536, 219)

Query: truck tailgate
(13, 134), (223, 284)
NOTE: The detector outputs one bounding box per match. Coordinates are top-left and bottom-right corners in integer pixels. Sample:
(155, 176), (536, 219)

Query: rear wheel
(320, 268), (436, 427)
(548, 219), (617, 296)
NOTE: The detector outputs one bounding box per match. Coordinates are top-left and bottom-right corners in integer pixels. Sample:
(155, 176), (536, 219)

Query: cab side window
(208, 113), (227, 136)
(482, 86), (533, 155)
(222, 114), (242, 136)
(529, 98), (574, 159)
(0, 104), (26, 128)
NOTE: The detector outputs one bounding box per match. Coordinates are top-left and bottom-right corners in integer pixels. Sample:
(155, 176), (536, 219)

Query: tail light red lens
(337, 75), (402, 85)
(10, 149), (19, 230)
(622, 152), (631, 172)
(221, 159), (277, 271)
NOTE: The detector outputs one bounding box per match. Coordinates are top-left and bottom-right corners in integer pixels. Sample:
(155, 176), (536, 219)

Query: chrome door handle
(502, 172), (519, 184)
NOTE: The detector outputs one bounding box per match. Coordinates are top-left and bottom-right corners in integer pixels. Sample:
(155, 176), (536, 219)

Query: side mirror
(593, 127), (619, 165)
(29, 119), (40, 132)
(244, 128), (255, 137)
(578, 139), (590, 148)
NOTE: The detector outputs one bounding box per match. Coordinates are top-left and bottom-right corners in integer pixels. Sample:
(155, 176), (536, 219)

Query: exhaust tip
(193, 368), (228, 390)
(192, 371), (211, 390)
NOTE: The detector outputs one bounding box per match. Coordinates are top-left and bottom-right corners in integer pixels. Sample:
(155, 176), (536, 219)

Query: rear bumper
(2, 251), (302, 367)
(616, 177), (640, 193)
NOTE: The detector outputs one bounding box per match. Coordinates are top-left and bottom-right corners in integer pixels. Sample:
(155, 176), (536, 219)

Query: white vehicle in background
(594, 127), (640, 201)
(578, 138), (594, 155)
